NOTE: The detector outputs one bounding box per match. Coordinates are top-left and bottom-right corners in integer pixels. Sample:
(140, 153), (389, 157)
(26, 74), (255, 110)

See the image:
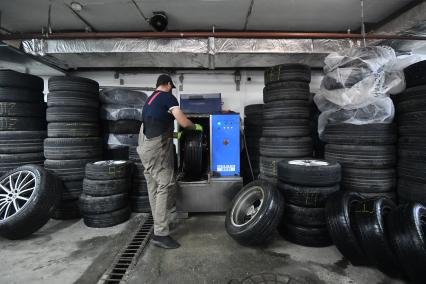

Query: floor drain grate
(98, 214), (154, 284)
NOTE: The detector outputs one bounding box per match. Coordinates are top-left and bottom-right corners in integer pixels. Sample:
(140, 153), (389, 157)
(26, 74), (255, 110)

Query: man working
(137, 74), (202, 249)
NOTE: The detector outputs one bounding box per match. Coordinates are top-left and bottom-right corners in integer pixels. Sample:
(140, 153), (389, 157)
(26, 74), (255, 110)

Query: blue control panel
(211, 114), (240, 176)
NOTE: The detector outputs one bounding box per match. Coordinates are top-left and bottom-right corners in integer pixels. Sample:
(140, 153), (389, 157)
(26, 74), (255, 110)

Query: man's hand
(194, 124), (203, 132)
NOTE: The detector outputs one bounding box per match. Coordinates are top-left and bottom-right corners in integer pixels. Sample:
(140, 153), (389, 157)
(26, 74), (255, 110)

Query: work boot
(151, 235), (181, 249)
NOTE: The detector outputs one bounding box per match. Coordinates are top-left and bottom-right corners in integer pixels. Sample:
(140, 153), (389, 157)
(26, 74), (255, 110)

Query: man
(137, 74), (202, 249)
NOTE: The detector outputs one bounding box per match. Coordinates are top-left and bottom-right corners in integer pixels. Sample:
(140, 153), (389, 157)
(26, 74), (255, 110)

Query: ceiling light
(70, 2), (83, 12)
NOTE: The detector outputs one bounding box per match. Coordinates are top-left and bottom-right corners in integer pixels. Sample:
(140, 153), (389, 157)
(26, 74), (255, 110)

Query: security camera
(149, 12), (168, 32)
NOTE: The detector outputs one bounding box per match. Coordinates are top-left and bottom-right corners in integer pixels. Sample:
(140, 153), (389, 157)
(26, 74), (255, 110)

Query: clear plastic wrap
(314, 46), (420, 137)
(100, 88), (147, 106)
(106, 134), (138, 147)
(101, 104), (143, 121)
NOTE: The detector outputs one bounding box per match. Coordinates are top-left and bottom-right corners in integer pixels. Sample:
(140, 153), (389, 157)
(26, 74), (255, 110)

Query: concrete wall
(70, 69), (324, 116)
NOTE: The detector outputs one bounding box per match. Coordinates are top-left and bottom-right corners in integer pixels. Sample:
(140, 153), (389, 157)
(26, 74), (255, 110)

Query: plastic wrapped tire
(225, 180), (284, 246)
(83, 206), (131, 228)
(0, 165), (61, 239)
(325, 191), (367, 265)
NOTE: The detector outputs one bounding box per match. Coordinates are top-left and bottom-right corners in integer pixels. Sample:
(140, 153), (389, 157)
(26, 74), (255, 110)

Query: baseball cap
(156, 74), (176, 88)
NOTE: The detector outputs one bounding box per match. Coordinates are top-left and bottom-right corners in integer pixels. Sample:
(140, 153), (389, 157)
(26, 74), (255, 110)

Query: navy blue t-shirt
(142, 91), (179, 138)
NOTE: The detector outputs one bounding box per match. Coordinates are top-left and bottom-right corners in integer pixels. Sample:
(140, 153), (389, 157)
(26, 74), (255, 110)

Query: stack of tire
(242, 104), (263, 183)
(326, 191), (426, 283)
(100, 89), (146, 160)
(128, 147), (150, 213)
(277, 159), (341, 247)
(44, 76), (103, 219)
(260, 64), (313, 185)
(395, 60), (426, 206)
(0, 70), (46, 176)
(323, 123), (397, 200)
(80, 161), (131, 227)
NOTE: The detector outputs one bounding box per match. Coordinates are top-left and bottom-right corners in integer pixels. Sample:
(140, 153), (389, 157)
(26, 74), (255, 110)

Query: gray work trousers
(137, 129), (176, 236)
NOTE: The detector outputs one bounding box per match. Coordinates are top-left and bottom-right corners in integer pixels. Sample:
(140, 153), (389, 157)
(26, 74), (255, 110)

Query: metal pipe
(1, 31), (426, 40)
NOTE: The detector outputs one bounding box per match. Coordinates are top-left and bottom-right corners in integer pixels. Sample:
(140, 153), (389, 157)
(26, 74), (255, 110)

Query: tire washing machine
(176, 93), (243, 214)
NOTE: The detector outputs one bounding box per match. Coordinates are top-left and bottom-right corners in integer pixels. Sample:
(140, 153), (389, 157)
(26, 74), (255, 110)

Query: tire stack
(44, 76), (103, 219)
(276, 159), (341, 247)
(100, 89), (146, 160)
(242, 104), (263, 183)
(260, 64), (313, 185)
(323, 123), (397, 200)
(80, 161), (131, 227)
(395, 60), (426, 206)
(128, 147), (150, 213)
(0, 70), (46, 176)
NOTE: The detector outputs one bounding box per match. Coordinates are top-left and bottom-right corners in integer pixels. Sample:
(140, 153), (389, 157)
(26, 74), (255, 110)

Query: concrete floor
(129, 215), (406, 284)
(0, 214), (407, 284)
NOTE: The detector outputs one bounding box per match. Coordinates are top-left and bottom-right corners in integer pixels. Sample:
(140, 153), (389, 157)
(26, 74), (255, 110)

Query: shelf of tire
(80, 161), (131, 227)
(395, 60), (426, 206)
(323, 123), (397, 200)
(0, 70), (46, 176)
(44, 76), (103, 219)
(259, 64), (313, 185)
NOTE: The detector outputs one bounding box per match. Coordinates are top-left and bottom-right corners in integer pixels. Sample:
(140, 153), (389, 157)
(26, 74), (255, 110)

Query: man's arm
(171, 107), (195, 130)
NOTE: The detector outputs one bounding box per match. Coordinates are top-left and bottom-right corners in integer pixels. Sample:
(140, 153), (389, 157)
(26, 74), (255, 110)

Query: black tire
(48, 76), (99, 94)
(357, 191), (397, 201)
(132, 179), (148, 196)
(398, 111), (426, 125)
(0, 87), (43, 103)
(403, 60), (426, 88)
(46, 106), (99, 123)
(397, 178), (426, 205)
(83, 178), (128, 196)
(47, 91), (99, 108)
(351, 197), (400, 277)
(264, 64), (311, 85)
(259, 137), (312, 158)
(0, 116), (46, 131)
(259, 156), (285, 178)
(48, 122), (100, 138)
(79, 193), (128, 214)
(102, 120), (142, 134)
(397, 159), (426, 183)
(244, 125), (263, 137)
(263, 81), (310, 103)
(397, 97), (426, 114)
(183, 131), (204, 178)
(277, 181), (340, 208)
(0, 152), (45, 176)
(128, 146), (140, 162)
(244, 104), (264, 117)
(277, 159), (341, 186)
(244, 117), (263, 127)
(263, 101), (310, 120)
(0, 131), (46, 154)
(341, 167), (396, 193)
(0, 102), (45, 117)
(284, 203), (326, 227)
(386, 203), (426, 284)
(398, 136), (426, 160)
(83, 206), (130, 228)
(52, 199), (81, 220)
(44, 159), (97, 181)
(44, 137), (103, 160)
(62, 180), (83, 201)
(325, 191), (367, 265)
(0, 165), (61, 239)
(85, 160), (130, 180)
(262, 120), (311, 138)
(398, 124), (426, 137)
(396, 85), (426, 104)
(323, 123), (396, 145)
(132, 162), (145, 179)
(225, 180), (284, 246)
(130, 196), (151, 213)
(278, 223), (332, 247)
(0, 70), (44, 91)
(258, 173), (278, 186)
(325, 144), (396, 169)
(105, 146), (129, 161)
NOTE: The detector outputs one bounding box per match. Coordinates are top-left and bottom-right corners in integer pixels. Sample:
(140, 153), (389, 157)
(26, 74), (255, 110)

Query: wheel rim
(289, 160), (329, 166)
(231, 186), (264, 227)
(94, 160), (126, 166)
(0, 170), (36, 221)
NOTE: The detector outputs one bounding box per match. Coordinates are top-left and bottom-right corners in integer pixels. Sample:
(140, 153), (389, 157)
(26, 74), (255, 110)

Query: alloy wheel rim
(0, 170), (36, 221)
(231, 186), (264, 227)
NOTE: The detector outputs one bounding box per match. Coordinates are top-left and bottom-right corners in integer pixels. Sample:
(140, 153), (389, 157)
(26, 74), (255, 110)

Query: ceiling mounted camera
(149, 12), (168, 32)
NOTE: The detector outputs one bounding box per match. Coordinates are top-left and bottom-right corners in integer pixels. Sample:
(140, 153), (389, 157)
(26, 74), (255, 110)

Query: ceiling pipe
(1, 31), (425, 41)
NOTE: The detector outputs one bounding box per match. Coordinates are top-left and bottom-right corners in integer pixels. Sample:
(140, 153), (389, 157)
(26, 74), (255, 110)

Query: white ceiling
(0, 0), (415, 33)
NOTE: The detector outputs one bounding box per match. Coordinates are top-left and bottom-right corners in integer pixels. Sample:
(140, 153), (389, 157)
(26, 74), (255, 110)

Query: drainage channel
(98, 214), (154, 284)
